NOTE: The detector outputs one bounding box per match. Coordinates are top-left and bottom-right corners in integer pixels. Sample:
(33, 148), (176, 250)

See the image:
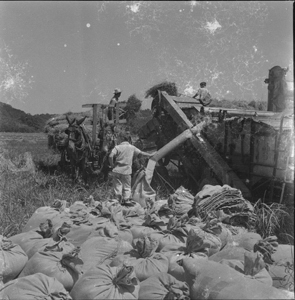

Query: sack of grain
(184, 217), (204, 231)
(164, 249), (207, 282)
(70, 264), (139, 300)
(168, 186), (194, 216)
(209, 244), (251, 262)
(142, 198), (167, 231)
(110, 235), (169, 282)
(186, 227), (222, 257)
(132, 169), (156, 208)
(253, 236), (279, 264)
(80, 236), (133, 273)
(182, 257), (290, 299)
(0, 236), (28, 284)
(215, 223), (233, 248)
(9, 219), (58, 255)
(232, 231), (262, 251)
(22, 200), (69, 232)
(272, 244), (294, 263)
(268, 244), (294, 290)
(160, 227), (213, 282)
(139, 272), (190, 299)
(0, 273), (71, 300)
(124, 215), (145, 226)
(64, 204), (102, 247)
(88, 218), (134, 245)
(19, 244), (81, 291)
(65, 222), (95, 248)
(150, 216), (189, 252)
(219, 251), (273, 286)
(130, 225), (159, 240)
(121, 201), (145, 218)
(27, 237), (75, 259)
(25, 222), (71, 259)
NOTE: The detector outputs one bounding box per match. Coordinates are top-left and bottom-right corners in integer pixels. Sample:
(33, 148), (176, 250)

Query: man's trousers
(111, 172), (132, 200)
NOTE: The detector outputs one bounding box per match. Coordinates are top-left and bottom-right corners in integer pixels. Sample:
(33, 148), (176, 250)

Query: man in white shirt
(193, 82), (212, 106)
(108, 135), (154, 201)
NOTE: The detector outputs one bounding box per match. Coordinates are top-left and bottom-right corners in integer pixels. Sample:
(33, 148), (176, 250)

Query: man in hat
(108, 134), (154, 201)
(193, 82), (212, 106)
(108, 88), (122, 120)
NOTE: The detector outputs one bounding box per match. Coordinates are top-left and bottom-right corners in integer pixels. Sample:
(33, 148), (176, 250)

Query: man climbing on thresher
(193, 81), (212, 106)
(108, 134), (154, 202)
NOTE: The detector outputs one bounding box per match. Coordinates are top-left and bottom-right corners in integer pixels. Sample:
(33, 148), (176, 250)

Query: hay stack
(145, 81), (178, 99)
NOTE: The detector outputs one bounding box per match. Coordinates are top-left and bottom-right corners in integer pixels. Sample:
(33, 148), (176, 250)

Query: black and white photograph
(0, 1), (294, 299)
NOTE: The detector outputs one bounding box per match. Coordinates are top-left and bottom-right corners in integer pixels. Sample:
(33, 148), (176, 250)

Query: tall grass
(253, 198), (293, 244)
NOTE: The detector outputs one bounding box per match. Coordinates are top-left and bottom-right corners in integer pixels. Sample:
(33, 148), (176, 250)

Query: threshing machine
(137, 67), (294, 204)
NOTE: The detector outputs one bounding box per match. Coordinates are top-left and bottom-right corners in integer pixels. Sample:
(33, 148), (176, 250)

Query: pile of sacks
(0, 184), (294, 299)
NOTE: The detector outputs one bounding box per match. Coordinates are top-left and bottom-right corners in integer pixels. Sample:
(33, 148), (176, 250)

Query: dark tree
(125, 94), (142, 121)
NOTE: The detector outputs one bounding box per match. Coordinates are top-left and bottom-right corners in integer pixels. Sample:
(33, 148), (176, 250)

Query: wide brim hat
(114, 88), (122, 94)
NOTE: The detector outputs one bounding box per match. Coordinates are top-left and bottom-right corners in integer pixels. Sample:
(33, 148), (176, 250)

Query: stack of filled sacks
(1, 185), (293, 299)
(44, 113), (93, 145)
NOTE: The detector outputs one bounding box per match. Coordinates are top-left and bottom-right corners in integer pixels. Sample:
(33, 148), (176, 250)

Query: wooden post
(267, 69), (273, 112)
(269, 115), (285, 202)
(115, 103), (119, 124)
(92, 104), (98, 145)
(249, 119), (255, 186)
(82, 103), (100, 146)
(224, 116), (228, 157)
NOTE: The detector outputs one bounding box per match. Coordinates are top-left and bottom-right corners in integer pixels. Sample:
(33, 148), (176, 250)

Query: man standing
(108, 88), (122, 120)
(193, 82), (212, 106)
(108, 135), (154, 201)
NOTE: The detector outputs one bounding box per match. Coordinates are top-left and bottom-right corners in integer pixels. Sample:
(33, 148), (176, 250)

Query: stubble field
(0, 132), (112, 237)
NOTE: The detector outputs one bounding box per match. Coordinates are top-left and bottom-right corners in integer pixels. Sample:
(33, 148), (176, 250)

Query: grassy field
(0, 133), (113, 237)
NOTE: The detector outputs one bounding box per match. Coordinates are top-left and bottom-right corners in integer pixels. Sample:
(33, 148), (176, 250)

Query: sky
(0, 1), (293, 115)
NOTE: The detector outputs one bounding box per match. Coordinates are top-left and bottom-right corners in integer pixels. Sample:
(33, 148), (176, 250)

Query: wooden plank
(82, 103), (104, 108)
(108, 120), (127, 124)
(117, 102), (127, 108)
(82, 102), (126, 108)
(190, 135), (252, 199)
(160, 91), (193, 131)
(174, 102), (293, 130)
